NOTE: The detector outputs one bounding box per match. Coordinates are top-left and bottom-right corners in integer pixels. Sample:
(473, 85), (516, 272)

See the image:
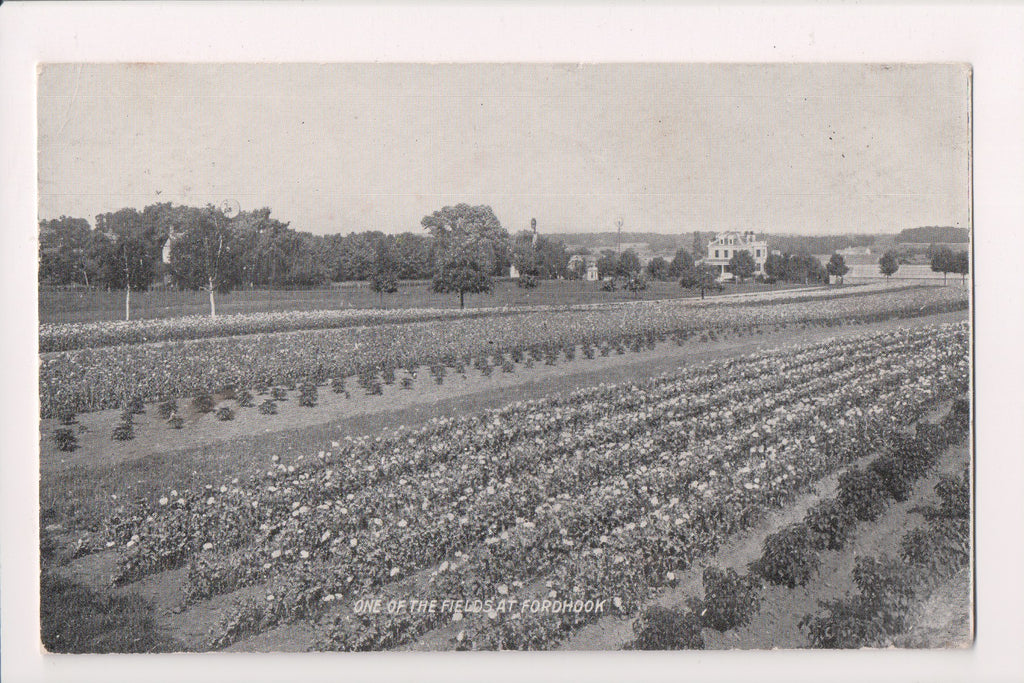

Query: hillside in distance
(895, 226), (970, 244)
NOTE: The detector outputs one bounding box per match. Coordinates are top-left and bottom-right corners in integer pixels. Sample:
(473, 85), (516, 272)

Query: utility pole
(615, 217), (623, 254)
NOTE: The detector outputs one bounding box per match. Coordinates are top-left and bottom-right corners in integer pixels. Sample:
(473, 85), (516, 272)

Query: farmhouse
(700, 231), (768, 280)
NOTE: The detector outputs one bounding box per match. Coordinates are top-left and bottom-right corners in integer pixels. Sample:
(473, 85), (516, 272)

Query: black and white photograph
(3, 5), (1024, 683)
(34, 60), (973, 653)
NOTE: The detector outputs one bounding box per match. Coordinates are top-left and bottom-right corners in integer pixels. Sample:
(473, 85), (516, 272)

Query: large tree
(727, 249), (756, 283)
(763, 252), (787, 284)
(668, 248), (695, 279)
(680, 263), (718, 300)
(95, 207), (163, 320)
(38, 216), (95, 287)
(369, 239), (400, 308)
(930, 246), (956, 285)
(826, 253), (850, 285)
(422, 204), (509, 308)
(879, 250), (900, 280)
(168, 205), (242, 316)
(645, 256), (670, 281)
(616, 249), (642, 278)
(952, 250), (969, 284)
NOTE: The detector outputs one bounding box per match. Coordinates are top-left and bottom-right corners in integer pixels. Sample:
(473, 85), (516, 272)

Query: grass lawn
(40, 278), (812, 324)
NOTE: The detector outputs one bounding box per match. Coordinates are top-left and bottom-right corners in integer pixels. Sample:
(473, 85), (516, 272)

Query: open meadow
(39, 282), (972, 652)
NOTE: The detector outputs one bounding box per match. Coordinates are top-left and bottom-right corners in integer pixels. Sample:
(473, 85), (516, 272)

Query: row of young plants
(183, 341), (886, 608)
(40, 281), (915, 353)
(630, 397), (970, 650)
(391, 341), (967, 652)
(109, 329), (883, 585)
(255, 325), (971, 652)
(39, 284), (967, 418)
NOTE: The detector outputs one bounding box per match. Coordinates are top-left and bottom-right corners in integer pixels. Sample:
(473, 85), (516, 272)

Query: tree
(95, 208), (163, 320)
(431, 255), (492, 308)
(645, 256), (670, 281)
(38, 216), (96, 287)
(596, 249), (618, 280)
(692, 231), (705, 259)
(952, 250), (969, 284)
(930, 246), (956, 285)
(826, 253), (850, 285)
(422, 204), (509, 308)
(668, 248), (695, 279)
(879, 250), (900, 279)
(727, 249), (756, 283)
(616, 249), (641, 278)
(369, 240), (400, 308)
(168, 205), (241, 316)
(680, 263), (718, 300)
(763, 252), (787, 284)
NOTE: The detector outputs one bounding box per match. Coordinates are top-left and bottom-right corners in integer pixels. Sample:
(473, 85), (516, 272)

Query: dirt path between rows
(559, 404), (971, 651)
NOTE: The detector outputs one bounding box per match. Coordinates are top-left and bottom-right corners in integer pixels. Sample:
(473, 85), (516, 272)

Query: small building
(567, 254), (600, 281)
(700, 231), (769, 280)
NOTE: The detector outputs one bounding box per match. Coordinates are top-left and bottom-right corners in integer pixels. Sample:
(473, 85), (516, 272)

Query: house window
(756, 249), (761, 257)
(715, 250), (719, 258)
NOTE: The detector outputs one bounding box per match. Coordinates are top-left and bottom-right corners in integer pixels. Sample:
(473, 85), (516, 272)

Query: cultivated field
(39, 283), (971, 652)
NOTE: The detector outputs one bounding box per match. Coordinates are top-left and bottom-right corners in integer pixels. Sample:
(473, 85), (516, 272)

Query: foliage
(516, 274), (538, 289)
(168, 414), (184, 429)
(215, 406), (235, 421)
(192, 394), (215, 414)
(615, 249), (642, 278)
(645, 256), (671, 281)
(668, 249), (695, 279)
(40, 572), (177, 653)
(751, 523), (821, 588)
(157, 398), (178, 420)
(257, 399), (278, 415)
(804, 498), (857, 551)
(690, 566), (764, 632)
(54, 427), (78, 451)
(236, 388), (255, 407)
(879, 250), (900, 278)
(298, 383), (319, 408)
(631, 606), (705, 650)
(826, 253), (849, 283)
(600, 278), (617, 292)
(836, 468), (889, 521)
(727, 250), (757, 282)
(625, 274), (648, 295)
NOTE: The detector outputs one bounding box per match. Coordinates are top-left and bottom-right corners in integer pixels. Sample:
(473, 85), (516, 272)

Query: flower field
(92, 320), (968, 651)
(39, 281), (920, 353)
(39, 284), (966, 418)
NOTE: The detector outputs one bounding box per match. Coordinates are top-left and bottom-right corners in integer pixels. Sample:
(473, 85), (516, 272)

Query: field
(39, 283), (972, 652)
(40, 278), (813, 325)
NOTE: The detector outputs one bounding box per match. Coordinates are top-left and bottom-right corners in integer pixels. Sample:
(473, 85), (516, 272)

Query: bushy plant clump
(836, 468), (889, 521)
(804, 498), (858, 551)
(192, 394), (215, 414)
(631, 606), (704, 650)
(298, 383), (318, 408)
(689, 566), (764, 632)
(257, 400), (278, 415)
(751, 523), (821, 588)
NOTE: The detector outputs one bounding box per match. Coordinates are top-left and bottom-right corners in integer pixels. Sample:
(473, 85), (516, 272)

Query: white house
(700, 231), (769, 280)
(567, 254), (600, 281)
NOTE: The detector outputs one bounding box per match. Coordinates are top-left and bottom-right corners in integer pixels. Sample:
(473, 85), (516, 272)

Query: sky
(37, 63), (971, 236)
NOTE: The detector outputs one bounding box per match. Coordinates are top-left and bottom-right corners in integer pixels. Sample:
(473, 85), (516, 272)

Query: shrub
(126, 395), (146, 415)
(852, 554), (918, 634)
(270, 387), (288, 401)
(168, 414), (184, 429)
(330, 376), (346, 394)
(804, 498), (858, 551)
(298, 383), (318, 408)
(899, 526), (969, 584)
(192, 394), (215, 414)
(689, 566), (764, 632)
(235, 388), (255, 407)
(867, 454), (917, 502)
(631, 606), (704, 650)
(582, 344), (595, 360)
(751, 523), (820, 588)
(401, 376), (415, 389)
(429, 363), (447, 385)
(111, 419), (134, 441)
(516, 274), (538, 289)
(837, 468), (889, 521)
(365, 380), (383, 396)
(801, 596), (887, 648)
(510, 348), (524, 364)
(157, 399), (178, 420)
(501, 359), (515, 374)
(381, 363), (397, 386)
(57, 408), (77, 425)
(220, 384), (237, 400)
(932, 469), (970, 520)
(601, 279), (617, 292)
(54, 427), (77, 452)
(215, 406), (235, 421)
(258, 400), (278, 415)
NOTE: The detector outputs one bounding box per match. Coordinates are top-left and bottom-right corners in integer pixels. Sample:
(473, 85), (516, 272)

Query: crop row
(39, 285), (966, 418)
(630, 398), (970, 649)
(428, 338), (967, 651)
(39, 281), (918, 353)
(193, 323), (967, 649)
(109, 327), (890, 582)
